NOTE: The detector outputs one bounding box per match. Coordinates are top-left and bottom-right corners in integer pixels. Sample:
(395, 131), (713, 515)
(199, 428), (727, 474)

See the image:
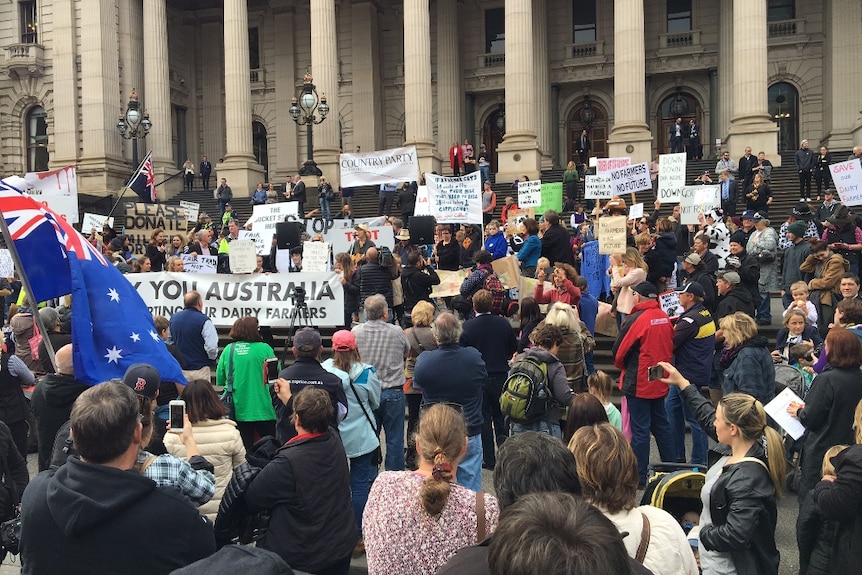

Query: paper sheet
(764, 387), (807, 440)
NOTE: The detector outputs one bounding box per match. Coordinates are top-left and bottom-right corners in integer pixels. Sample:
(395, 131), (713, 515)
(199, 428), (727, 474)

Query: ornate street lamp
(289, 72), (329, 176)
(116, 90), (152, 168)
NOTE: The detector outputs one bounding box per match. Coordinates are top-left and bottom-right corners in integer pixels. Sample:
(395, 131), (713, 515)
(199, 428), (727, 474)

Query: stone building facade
(1, 0), (860, 198)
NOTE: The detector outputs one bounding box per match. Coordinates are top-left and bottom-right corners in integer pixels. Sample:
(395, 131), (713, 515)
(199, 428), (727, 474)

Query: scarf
(720, 344), (743, 369)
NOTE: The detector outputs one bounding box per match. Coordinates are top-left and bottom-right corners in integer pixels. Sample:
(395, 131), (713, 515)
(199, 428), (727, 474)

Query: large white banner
(830, 159), (862, 206)
(3, 165), (79, 223)
(339, 146), (420, 188)
(657, 153), (687, 203)
(127, 272), (344, 327)
(425, 172), (483, 225)
(608, 162), (652, 196)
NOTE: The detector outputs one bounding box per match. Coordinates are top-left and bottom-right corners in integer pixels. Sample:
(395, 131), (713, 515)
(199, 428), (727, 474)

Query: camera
(0, 515), (21, 555)
(292, 286), (307, 306)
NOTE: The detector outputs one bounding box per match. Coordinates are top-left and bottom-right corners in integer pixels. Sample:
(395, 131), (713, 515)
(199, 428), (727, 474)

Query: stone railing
(566, 41), (604, 59)
(479, 52), (506, 68)
(768, 19), (805, 38)
(659, 30), (701, 49)
(250, 68), (266, 84)
(3, 43), (45, 78)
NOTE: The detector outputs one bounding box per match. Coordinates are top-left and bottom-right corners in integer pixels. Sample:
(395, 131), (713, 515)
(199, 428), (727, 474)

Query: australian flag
(129, 152), (157, 203)
(0, 180), (185, 386)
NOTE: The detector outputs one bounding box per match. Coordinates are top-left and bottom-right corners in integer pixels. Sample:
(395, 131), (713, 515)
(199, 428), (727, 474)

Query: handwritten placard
(608, 162), (652, 196)
(585, 175), (613, 199)
(238, 230), (266, 256)
(679, 185), (720, 225)
(425, 172), (483, 224)
(180, 254), (217, 274)
(302, 241), (331, 273)
(228, 239), (257, 274)
(658, 153), (687, 203)
(830, 159), (862, 206)
(430, 269), (471, 298)
(537, 182), (564, 213)
(518, 180), (542, 207)
(0, 250), (13, 278)
(179, 200), (200, 223)
(82, 213), (114, 233)
(597, 216), (628, 255)
(659, 290), (682, 320)
(628, 203), (644, 220)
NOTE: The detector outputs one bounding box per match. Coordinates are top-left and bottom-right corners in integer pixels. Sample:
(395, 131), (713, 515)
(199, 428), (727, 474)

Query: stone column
(607, 0), (652, 163)
(496, 0), (540, 182)
(352, 2), (383, 154)
(716, 0), (733, 153)
(274, 8), (299, 179)
(143, 0), (178, 198)
(50, 0), (79, 169)
(219, 0), (264, 197)
(79, 0), (125, 193)
(310, 0), (340, 185)
(533, 0), (552, 169)
(824, 0), (862, 149)
(709, 68), (718, 156)
(726, 0), (777, 163)
(199, 19), (225, 166)
(551, 84), (561, 169)
(436, 0), (462, 174)
(404, 0), (442, 174)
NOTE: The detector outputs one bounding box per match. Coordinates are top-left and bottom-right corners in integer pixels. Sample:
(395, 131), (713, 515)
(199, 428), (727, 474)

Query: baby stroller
(640, 462), (706, 526)
(774, 361), (810, 492)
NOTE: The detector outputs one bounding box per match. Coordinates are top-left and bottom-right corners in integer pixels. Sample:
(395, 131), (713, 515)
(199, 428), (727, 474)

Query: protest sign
(537, 182), (564, 213)
(302, 241), (331, 272)
(518, 180), (542, 208)
(180, 254), (217, 274)
(179, 200), (200, 223)
(596, 157), (631, 175)
(588, 157), (598, 168)
(82, 213), (114, 233)
(238, 230), (267, 256)
(506, 208), (535, 232)
(320, 223), (394, 255)
(246, 202), (300, 229)
(679, 185), (720, 225)
(584, 175), (613, 200)
(492, 255), (521, 289)
(414, 185), (431, 216)
(430, 269), (470, 298)
(595, 301), (618, 337)
(659, 290), (682, 321)
(628, 203), (644, 220)
(127, 272), (344, 327)
(425, 172), (483, 224)
(608, 162), (651, 196)
(597, 216), (627, 254)
(123, 203), (188, 255)
(0, 250), (13, 278)
(830, 159), (862, 206)
(658, 153), (686, 202)
(339, 146), (420, 188)
(228, 240), (257, 274)
(519, 276), (539, 302)
(7, 165), (79, 223)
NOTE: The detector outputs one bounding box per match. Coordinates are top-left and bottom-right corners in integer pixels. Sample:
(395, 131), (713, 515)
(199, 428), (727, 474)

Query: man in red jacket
(611, 281), (676, 485)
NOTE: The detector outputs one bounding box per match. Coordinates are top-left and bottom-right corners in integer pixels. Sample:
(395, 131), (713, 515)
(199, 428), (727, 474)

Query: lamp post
(289, 72), (329, 177)
(116, 90), (152, 168)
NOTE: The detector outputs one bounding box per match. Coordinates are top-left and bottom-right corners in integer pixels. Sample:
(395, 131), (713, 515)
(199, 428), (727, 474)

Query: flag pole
(0, 206), (59, 373)
(106, 150), (152, 220)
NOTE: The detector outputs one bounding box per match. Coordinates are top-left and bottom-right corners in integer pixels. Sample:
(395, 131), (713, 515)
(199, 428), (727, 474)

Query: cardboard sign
(584, 175), (613, 199)
(491, 255), (521, 289)
(596, 157), (631, 175)
(82, 213), (114, 233)
(179, 200), (200, 223)
(425, 172), (483, 224)
(597, 216), (628, 255)
(0, 250), (13, 278)
(679, 186), (720, 225)
(518, 180), (542, 207)
(595, 300), (618, 337)
(123, 203), (188, 256)
(228, 239), (257, 274)
(830, 159), (862, 206)
(180, 254), (217, 274)
(506, 208), (535, 232)
(658, 153), (687, 203)
(430, 269), (471, 298)
(608, 162), (652, 196)
(302, 241), (331, 273)
(659, 290), (682, 321)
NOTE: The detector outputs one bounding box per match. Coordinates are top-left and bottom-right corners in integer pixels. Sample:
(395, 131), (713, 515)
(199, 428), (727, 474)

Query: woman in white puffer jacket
(164, 379), (246, 521)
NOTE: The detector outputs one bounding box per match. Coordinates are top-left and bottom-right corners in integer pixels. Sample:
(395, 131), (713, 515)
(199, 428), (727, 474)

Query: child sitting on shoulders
(783, 281), (818, 327)
(588, 371), (621, 431)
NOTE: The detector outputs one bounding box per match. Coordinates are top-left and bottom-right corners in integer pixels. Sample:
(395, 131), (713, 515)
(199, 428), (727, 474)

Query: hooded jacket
(715, 286), (755, 319)
(612, 299), (674, 399)
(400, 264), (440, 313)
(721, 335), (776, 405)
(509, 347), (573, 423)
(801, 252), (850, 304)
(644, 232), (677, 283)
(30, 372), (89, 472)
(812, 444), (862, 575)
(20, 457), (215, 575)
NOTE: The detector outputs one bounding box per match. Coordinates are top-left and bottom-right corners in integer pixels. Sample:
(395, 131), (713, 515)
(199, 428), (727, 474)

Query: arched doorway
(769, 82), (799, 153)
(252, 121), (269, 182)
(657, 92), (702, 155)
(481, 107), (505, 174)
(567, 98), (608, 163)
(26, 105), (48, 172)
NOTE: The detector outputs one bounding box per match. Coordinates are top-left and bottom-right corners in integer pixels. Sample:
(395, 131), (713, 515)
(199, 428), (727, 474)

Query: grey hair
(432, 312), (462, 344)
(38, 306), (60, 330)
(71, 382), (140, 464)
(364, 294), (387, 320)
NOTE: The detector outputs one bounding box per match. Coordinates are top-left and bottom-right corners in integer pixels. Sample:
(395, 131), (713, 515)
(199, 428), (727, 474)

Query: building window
(27, 106), (49, 172)
(572, 0), (596, 43)
(767, 0), (795, 21)
(769, 82), (799, 152)
(667, 0), (692, 33)
(484, 8), (505, 54)
(20, 1), (38, 44)
(249, 27), (260, 69)
(252, 121), (269, 182)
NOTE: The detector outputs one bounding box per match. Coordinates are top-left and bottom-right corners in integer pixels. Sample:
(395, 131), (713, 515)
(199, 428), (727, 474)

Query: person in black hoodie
(643, 218), (677, 291)
(797, 444), (845, 575)
(725, 231), (760, 305)
(30, 344), (88, 471)
(539, 210), (575, 266)
(20, 382), (216, 575)
(400, 251), (440, 327)
(715, 271), (755, 319)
